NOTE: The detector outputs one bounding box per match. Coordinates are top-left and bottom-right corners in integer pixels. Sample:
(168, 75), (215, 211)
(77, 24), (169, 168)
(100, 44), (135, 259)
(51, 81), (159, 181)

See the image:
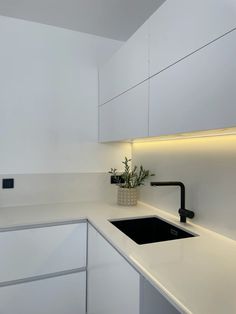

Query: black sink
(110, 217), (195, 245)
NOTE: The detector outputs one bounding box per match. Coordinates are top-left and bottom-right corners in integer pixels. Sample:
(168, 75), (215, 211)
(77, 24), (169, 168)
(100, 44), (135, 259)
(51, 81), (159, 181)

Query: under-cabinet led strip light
(132, 127), (236, 143)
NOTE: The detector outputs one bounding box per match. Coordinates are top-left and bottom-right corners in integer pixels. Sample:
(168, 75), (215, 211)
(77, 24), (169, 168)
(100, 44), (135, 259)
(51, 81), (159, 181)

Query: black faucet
(150, 181), (195, 223)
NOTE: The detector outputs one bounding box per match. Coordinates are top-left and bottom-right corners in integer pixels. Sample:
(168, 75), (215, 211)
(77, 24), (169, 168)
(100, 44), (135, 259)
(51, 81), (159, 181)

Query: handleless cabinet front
(0, 272), (86, 314)
(149, 30), (236, 137)
(87, 224), (140, 314)
(0, 222), (87, 314)
(99, 81), (149, 142)
(0, 222), (86, 283)
(99, 21), (149, 104)
(149, 0), (236, 76)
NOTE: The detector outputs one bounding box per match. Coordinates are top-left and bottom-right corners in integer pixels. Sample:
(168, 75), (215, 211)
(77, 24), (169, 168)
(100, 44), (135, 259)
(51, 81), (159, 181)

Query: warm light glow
(132, 127), (236, 143)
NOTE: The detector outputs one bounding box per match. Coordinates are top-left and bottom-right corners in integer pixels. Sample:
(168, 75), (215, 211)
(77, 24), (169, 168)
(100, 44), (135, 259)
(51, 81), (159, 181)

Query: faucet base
(180, 215), (187, 223)
(179, 208), (195, 223)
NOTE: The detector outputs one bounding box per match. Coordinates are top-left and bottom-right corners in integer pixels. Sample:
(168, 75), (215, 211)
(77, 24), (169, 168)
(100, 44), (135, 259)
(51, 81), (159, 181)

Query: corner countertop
(0, 201), (235, 314)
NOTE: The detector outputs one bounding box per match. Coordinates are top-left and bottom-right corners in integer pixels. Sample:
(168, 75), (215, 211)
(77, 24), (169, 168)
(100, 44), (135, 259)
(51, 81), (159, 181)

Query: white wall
(0, 173), (117, 207)
(132, 135), (236, 240)
(0, 16), (131, 174)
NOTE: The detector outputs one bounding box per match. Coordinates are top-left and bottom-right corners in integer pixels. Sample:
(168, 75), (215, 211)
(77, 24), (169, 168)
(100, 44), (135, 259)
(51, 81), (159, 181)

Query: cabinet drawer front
(150, 0), (236, 76)
(0, 272), (86, 314)
(0, 222), (86, 283)
(99, 81), (149, 142)
(149, 30), (236, 136)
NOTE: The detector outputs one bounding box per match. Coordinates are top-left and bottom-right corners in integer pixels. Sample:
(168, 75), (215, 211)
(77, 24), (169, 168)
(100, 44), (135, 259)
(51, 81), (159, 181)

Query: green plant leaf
(108, 157), (155, 188)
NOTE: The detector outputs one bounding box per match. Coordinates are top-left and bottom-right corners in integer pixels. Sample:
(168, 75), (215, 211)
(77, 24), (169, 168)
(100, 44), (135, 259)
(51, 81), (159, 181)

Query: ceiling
(0, 0), (166, 41)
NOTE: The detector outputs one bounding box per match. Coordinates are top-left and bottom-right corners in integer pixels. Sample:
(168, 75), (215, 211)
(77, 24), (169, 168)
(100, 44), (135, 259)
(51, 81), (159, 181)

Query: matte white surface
(0, 16), (131, 174)
(99, 81), (149, 142)
(149, 0), (236, 76)
(0, 201), (235, 314)
(99, 21), (149, 104)
(132, 134), (236, 242)
(149, 30), (236, 136)
(0, 272), (86, 314)
(87, 223), (140, 314)
(0, 0), (165, 40)
(140, 277), (179, 314)
(0, 173), (118, 207)
(0, 223), (86, 282)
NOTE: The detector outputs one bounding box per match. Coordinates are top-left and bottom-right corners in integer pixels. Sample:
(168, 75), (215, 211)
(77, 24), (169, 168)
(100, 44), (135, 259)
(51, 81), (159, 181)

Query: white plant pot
(117, 187), (138, 206)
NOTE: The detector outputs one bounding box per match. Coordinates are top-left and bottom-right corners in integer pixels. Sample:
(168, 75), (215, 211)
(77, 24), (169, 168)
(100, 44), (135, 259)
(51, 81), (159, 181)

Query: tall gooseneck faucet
(150, 181), (195, 223)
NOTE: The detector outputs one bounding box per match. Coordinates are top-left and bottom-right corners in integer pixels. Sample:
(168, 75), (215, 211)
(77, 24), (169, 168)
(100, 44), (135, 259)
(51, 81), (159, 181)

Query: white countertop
(0, 201), (235, 314)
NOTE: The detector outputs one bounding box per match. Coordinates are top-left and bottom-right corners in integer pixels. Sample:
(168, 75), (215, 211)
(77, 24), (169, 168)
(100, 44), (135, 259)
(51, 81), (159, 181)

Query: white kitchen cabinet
(149, 30), (236, 137)
(0, 222), (86, 283)
(99, 21), (149, 104)
(149, 0), (236, 76)
(0, 272), (86, 314)
(99, 81), (148, 142)
(87, 223), (140, 314)
(140, 277), (179, 314)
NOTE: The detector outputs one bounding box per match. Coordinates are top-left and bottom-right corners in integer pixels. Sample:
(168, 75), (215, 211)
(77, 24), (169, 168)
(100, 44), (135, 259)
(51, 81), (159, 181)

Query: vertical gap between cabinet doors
(147, 78), (150, 137)
(139, 275), (144, 314)
(97, 69), (101, 142)
(147, 18), (151, 137)
(85, 221), (89, 313)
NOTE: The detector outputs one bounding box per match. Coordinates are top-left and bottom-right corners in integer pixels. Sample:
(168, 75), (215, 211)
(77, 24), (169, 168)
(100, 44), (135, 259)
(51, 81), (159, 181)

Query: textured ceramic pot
(117, 187), (137, 206)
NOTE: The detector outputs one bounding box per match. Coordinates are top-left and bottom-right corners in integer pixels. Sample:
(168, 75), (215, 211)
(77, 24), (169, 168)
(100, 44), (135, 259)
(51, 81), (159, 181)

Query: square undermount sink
(110, 216), (196, 245)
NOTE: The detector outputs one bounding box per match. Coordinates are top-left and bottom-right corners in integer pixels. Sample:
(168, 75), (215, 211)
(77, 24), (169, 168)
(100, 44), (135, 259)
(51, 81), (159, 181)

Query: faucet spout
(150, 181), (195, 223)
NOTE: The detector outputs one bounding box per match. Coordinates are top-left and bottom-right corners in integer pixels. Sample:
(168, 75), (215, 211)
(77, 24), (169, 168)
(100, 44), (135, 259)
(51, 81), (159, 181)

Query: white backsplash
(132, 135), (236, 240)
(0, 173), (115, 207)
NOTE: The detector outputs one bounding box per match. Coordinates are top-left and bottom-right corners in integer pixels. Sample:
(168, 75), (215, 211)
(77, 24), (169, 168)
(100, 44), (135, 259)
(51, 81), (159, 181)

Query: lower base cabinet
(87, 223), (180, 314)
(0, 272), (86, 314)
(0, 222), (87, 314)
(0, 221), (181, 313)
(87, 223), (140, 314)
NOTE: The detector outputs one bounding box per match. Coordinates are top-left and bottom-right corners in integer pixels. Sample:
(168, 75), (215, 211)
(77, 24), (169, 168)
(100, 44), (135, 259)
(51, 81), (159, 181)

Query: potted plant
(109, 157), (154, 206)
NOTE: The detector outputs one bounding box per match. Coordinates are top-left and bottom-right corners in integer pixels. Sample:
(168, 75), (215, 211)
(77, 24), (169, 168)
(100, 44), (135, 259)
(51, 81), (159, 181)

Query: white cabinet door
(149, 30), (236, 137)
(87, 224), (140, 314)
(149, 0), (236, 76)
(0, 222), (86, 283)
(0, 272), (86, 314)
(99, 81), (148, 142)
(99, 21), (149, 104)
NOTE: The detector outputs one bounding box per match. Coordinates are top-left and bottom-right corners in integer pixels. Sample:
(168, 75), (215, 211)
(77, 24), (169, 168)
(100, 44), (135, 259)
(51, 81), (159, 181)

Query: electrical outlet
(110, 175), (125, 184)
(2, 178), (14, 189)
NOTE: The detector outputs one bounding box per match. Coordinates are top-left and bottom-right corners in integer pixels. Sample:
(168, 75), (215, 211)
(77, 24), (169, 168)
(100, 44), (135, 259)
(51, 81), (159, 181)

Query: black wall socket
(110, 175), (125, 184)
(2, 178), (14, 189)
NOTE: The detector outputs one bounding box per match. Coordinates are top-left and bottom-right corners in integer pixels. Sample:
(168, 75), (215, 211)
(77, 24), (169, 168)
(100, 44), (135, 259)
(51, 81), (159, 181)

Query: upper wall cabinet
(149, 30), (236, 137)
(149, 0), (236, 76)
(99, 22), (149, 104)
(99, 81), (149, 142)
